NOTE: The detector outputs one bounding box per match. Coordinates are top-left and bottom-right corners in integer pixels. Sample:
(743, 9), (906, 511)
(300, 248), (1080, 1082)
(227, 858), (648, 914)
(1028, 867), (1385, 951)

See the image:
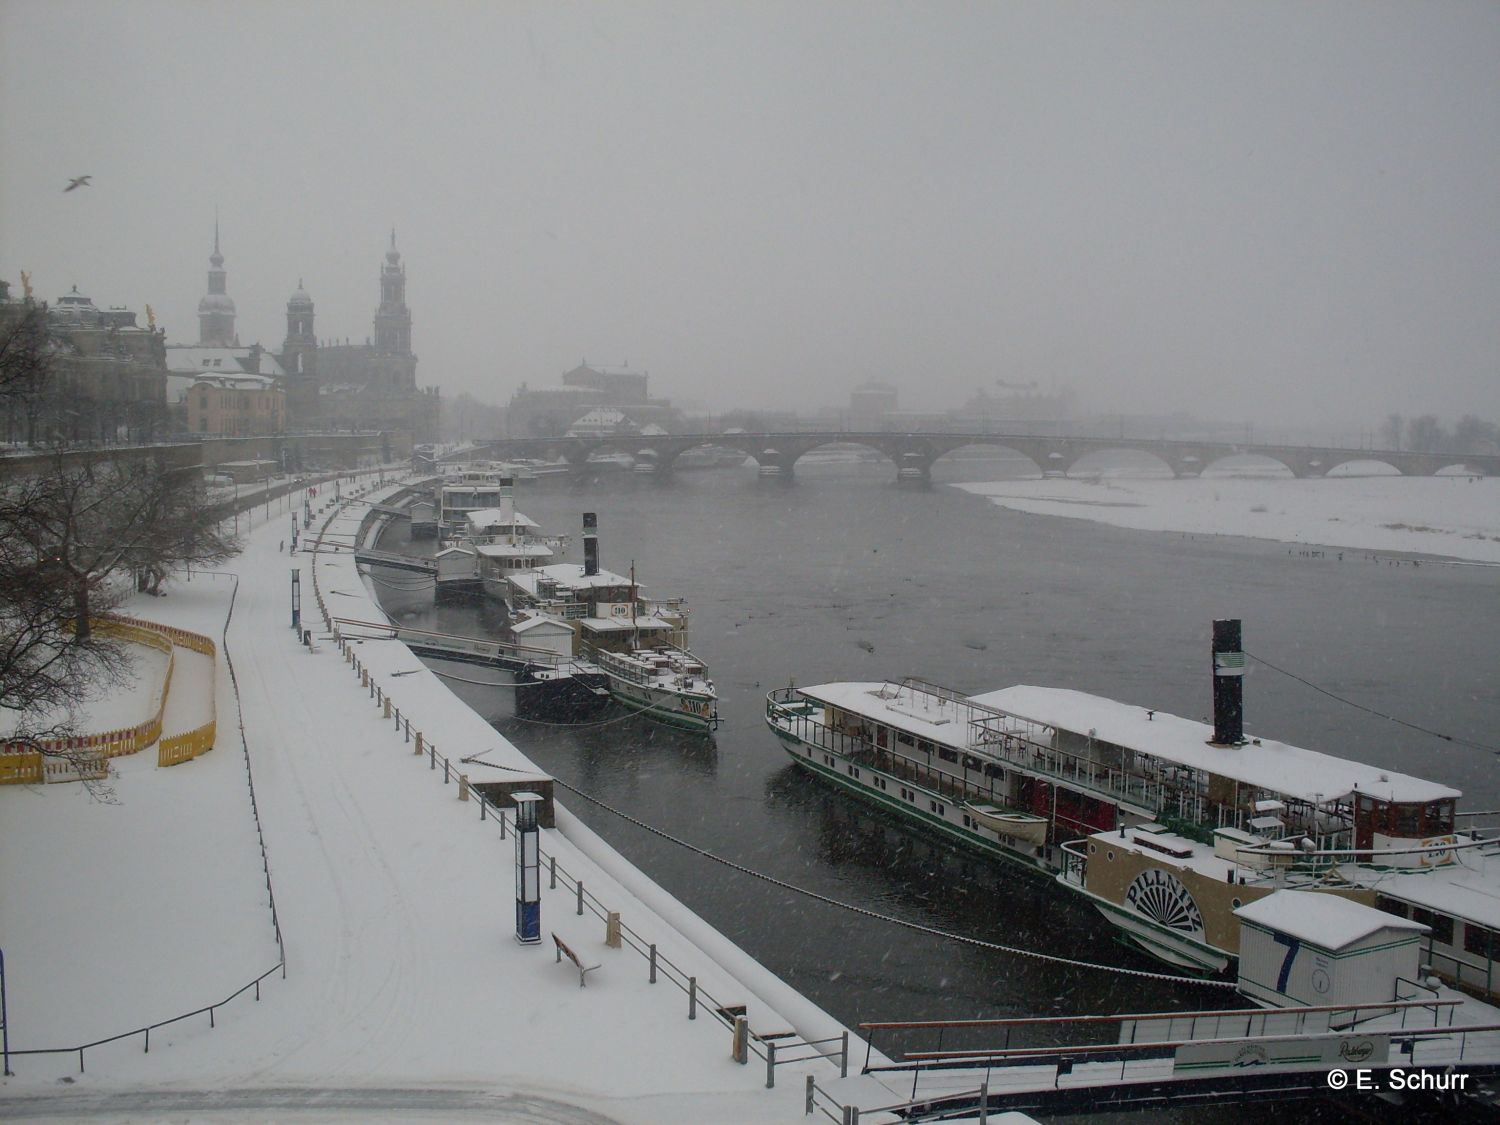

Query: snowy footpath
(1, 476), (910, 1124)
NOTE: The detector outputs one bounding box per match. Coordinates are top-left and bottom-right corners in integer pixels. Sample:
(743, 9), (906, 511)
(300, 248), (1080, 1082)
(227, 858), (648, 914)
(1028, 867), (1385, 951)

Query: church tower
(372, 230), (412, 355)
(282, 281), (319, 428)
(282, 281), (317, 376)
(197, 218), (237, 346)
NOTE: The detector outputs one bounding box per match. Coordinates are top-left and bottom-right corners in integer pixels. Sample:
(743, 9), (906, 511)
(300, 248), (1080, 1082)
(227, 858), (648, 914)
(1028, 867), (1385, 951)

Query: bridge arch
(465, 433), (1498, 481)
(1066, 448), (1177, 479)
(1324, 458), (1402, 477)
(929, 439), (1048, 477)
(1198, 453), (1296, 478)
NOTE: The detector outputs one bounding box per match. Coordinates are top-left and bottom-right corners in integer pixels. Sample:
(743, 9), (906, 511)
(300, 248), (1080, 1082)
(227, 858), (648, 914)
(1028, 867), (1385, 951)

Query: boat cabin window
(1355, 794), (1456, 847)
(937, 746), (958, 764)
(1464, 922), (1500, 958)
(896, 732), (914, 747)
(1425, 801), (1455, 835)
(1410, 906), (1454, 946)
(1375, 894), (1408, 918)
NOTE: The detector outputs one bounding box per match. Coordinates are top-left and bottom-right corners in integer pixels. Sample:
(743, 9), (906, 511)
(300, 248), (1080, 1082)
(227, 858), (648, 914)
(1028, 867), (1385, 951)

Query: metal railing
(317, 485), (854, 1091)
(1424, 942), (1498, 999)
(858, 998), (1464, 1070)
(4, 964), (284, 1074)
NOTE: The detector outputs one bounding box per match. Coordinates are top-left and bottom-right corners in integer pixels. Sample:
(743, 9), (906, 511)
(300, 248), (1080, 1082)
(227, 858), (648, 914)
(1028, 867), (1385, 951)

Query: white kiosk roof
(1235, 890), (1427, 949)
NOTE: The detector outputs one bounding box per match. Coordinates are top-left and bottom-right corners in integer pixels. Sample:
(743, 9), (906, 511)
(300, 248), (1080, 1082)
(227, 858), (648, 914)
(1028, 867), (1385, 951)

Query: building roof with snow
(971, 685), (1460, 807)
(1235, 890), (1428, 950)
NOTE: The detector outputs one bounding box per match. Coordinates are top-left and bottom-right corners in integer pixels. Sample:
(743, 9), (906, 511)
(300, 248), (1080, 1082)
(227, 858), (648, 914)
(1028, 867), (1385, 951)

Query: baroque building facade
(167, 227), (438, 450)
(280, 232), (439, 447)
(165, 226), (286, 436)
(2, 277), (169, 446)
(505, 361), (675, 437)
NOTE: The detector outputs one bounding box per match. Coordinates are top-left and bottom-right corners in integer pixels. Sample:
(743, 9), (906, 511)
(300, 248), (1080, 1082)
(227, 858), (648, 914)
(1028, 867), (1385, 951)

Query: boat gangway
(362, 500), (414, 519)
(802, 1000), (1500, 1120)
(351, 548), (437, 576)
(333, 617), (579, 676)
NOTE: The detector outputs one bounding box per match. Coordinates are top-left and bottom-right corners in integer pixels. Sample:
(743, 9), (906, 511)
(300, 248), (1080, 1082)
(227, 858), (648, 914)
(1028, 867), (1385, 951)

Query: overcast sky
(3, 1), (1497, 428)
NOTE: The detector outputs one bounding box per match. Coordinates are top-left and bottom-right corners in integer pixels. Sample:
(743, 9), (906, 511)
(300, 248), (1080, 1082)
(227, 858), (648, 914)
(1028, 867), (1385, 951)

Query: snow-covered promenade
(0, 476), (884, 1124)
(955, 472), (1500, 564)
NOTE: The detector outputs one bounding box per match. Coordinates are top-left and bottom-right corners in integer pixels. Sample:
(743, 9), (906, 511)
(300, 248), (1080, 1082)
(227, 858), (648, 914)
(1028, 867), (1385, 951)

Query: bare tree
(1, 301), (54, 445)
(5, 452), (240, 637)
(1379, 413), (1403, 451)
(1406, 414), (1445, 454)
(0, 472), (130, 715)
(1452, 414), (1499, 453)
(1, 450), (239, 780)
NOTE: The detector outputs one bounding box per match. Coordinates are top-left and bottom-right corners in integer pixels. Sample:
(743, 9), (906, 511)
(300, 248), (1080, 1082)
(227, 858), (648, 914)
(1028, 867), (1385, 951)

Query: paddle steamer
(765, 620), (1499, 992)
(506, 514), (718, 733)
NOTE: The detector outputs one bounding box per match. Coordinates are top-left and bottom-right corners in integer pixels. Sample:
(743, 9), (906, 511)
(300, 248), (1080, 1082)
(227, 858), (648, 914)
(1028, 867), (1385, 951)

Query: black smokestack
(583, 512), (599, 577)
(1211, 618), (1245, 745)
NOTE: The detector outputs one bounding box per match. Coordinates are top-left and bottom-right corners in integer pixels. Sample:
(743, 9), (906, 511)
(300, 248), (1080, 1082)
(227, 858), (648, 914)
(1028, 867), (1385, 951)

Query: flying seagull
(63, 175), (92, 192)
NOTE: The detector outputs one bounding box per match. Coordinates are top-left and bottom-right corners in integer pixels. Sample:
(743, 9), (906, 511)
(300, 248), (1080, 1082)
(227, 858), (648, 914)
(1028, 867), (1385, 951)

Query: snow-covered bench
(552, 932), (600, 988)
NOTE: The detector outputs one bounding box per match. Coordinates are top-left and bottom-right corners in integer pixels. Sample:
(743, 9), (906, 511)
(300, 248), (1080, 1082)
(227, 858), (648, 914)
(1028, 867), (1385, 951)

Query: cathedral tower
(282, 281), (317, 376)
(196, 218), (237, 346)
(372, 230), (412, 355)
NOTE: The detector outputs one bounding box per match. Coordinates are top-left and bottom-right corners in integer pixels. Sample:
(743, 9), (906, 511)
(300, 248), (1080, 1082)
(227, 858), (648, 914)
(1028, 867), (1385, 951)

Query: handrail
(859, 997), (1460, 1034)
(885, 1021), (1500, 1067)
(6, 963), (284, 1072)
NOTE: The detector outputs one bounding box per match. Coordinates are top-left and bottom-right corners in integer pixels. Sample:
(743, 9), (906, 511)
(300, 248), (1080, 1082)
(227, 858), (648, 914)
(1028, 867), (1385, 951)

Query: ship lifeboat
(964, 803), (1049, 845)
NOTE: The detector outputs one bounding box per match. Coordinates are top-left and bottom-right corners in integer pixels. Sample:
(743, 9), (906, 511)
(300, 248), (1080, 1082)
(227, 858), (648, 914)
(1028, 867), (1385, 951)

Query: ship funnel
(500, 476), (515, 542)
(583, 512), (599, 577)
(1211, 618), (1245, 745)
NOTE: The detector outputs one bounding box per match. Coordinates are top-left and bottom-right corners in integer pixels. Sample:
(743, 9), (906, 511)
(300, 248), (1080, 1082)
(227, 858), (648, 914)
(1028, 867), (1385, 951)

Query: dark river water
(373, 455), (1500, 1119)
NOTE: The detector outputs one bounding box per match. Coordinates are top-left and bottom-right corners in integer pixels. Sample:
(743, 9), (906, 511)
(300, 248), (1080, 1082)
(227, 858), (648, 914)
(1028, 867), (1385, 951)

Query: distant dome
(288, 287), (313, 309)
(198, 293), (236, 314)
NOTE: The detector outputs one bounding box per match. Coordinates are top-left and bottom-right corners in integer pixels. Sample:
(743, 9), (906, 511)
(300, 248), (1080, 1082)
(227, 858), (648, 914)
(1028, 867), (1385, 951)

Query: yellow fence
(0, 749), (44, 784)
(1, 614), (218, 784)
(159, 721), (218, 768)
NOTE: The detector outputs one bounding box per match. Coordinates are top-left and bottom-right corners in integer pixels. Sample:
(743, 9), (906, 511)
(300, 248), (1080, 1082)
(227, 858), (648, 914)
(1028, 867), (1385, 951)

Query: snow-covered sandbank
(953, 474), (1500, 564)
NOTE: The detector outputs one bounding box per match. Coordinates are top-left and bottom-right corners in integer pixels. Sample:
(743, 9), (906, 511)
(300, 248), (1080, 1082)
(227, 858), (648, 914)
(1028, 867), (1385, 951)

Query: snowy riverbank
(953, 474), (1500, 564)
(0, 476), (874, 1124)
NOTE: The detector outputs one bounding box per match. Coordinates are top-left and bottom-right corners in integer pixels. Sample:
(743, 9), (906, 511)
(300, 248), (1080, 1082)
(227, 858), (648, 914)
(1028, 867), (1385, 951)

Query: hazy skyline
(3, 1), (1498, 429)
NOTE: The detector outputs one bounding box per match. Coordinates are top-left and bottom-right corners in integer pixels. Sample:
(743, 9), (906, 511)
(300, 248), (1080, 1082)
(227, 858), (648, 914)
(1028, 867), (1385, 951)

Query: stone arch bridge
(464, 432), (1498, 482)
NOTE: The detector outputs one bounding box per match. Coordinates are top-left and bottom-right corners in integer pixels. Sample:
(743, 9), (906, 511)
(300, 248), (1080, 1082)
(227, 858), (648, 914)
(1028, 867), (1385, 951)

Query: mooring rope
(459, 751), (1234, 989)
(450, 690), (698, 729)
(1244, 649), (1499, 754)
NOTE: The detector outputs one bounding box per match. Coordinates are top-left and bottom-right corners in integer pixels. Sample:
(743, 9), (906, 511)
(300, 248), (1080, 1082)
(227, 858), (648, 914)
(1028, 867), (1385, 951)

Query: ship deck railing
(1058, 839), (1089, 887)
(768, 689), (1170, 819)
(584, 641), (709, 693)
(839, 1013), (1500, 1119)
(858, 998), (1462, 1071)
(514, 597), (590, 620)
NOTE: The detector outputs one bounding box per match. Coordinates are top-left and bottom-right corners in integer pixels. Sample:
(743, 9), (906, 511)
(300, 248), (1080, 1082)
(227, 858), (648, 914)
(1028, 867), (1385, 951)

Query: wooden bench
(553, 932), (600, 988)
